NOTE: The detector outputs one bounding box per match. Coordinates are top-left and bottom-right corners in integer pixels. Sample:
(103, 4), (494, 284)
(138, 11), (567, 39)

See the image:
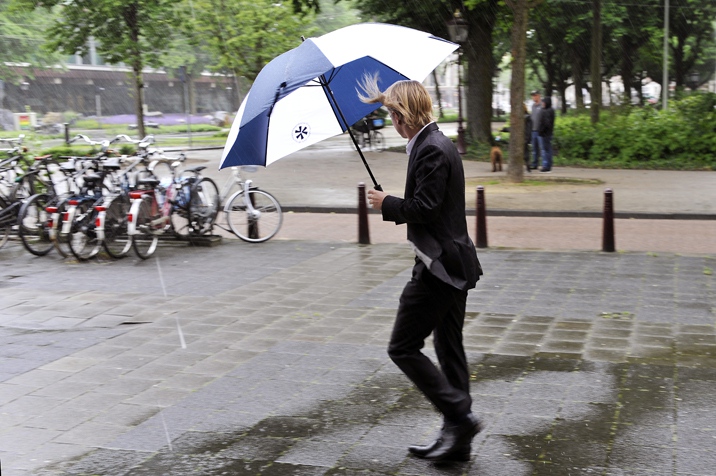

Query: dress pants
(539, 134), (553, 171)
(388, 260), (471, 421)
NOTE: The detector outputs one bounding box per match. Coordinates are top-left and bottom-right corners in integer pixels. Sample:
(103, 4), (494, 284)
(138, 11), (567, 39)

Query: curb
(281, 206), (716, 221)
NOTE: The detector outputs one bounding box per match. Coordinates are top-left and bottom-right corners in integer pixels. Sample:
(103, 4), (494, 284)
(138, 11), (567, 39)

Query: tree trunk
(133, 66), (146, 140)
(125, 3), (145, 139)
(432, 69), (444, 119)
(590, 0), (602, 124)
(572, 52), (585, 109)
(620, 39), (635, 105)
(465, 1), (498, 145)
(558, 84), (568, 114)
(506, 0), (529, 183)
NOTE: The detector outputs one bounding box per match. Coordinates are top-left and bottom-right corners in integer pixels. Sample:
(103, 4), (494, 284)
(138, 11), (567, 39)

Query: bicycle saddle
(184, 166), (206, 173)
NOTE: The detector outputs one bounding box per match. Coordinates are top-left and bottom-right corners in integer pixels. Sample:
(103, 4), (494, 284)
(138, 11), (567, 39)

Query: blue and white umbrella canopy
(220, 23), (458, 171)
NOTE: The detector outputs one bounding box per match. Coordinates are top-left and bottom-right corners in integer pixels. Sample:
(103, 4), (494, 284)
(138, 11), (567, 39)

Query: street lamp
(687, 71), (699, 91)
(446, 9), (468, 155)
(20, 80), (30, 112)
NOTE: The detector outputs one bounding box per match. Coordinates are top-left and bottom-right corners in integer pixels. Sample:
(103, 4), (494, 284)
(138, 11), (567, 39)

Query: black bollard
(64, 123), (70, 146)
(358, 183), (371, 245)
(602, 188), (615, 252)
(476, 186), (488, 248)
(248, 191), (259, 240)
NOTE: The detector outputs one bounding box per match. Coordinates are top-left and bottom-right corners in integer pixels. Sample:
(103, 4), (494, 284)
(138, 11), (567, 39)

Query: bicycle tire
(188, 177), (220, 236)
(226, 189), (283, 243)
(52, 199), (72, 258)
(170, 181), (192, 239)
(0, 196), (11, 249)
(18, 193), (54, 256)
(68, 201), (101, 261)
(372, 131), (385, 151)
(132, 199), (159, 259)
(103, 195), (132, 259)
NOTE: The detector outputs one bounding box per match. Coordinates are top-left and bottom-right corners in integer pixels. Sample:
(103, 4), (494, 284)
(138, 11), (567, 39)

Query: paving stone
(1, 244), (715, 475)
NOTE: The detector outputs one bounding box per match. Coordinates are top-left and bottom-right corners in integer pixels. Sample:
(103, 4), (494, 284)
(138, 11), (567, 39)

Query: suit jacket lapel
(408, 122), (439, 163)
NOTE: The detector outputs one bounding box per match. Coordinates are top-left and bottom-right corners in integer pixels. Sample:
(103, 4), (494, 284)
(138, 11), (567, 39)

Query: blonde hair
(358, 73), (433, 129)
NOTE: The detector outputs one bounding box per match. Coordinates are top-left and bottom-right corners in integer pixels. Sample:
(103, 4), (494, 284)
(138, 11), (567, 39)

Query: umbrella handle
(374, 184), (383, 191)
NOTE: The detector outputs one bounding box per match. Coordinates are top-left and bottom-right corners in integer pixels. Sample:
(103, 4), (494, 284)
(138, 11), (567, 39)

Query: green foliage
(38, 146), (106, 161)
(553, 94), (716, 170)
(0, 2), (61, 81)
(188, 0), (316, 81)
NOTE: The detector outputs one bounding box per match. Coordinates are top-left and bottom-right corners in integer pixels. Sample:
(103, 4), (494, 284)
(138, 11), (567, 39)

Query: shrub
(552, 94), (716, 170)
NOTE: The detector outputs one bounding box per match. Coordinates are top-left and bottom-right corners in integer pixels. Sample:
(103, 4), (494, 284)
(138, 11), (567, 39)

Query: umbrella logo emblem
(293, 123), (310, 143)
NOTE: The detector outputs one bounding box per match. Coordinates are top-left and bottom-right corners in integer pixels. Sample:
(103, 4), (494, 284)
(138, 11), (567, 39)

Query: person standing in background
(530, 90), (542, 171)
(539, 97), (555, 173)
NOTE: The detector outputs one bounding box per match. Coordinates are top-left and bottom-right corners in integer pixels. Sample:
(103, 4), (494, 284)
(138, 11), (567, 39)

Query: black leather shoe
(408, 437), (441, 457)
(409, 438), (471, 461)
(423, 414), (481, 461)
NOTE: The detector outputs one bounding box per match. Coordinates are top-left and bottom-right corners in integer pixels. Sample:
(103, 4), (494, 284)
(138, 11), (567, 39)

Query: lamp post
(687, 72), (699, 91)
(95, 86), (105, 128)
(20, 80), (30, 112)
(446, 9), (468, 155)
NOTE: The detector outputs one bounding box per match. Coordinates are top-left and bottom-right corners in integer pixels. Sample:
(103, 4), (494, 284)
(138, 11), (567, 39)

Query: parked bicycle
(127, 155), (187, 259)
(11, 155), (70, 255)
(214, 166), (282, 243)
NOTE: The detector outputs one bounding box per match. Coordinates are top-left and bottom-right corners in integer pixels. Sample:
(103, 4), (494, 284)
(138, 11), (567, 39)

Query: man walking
(530, 90), (542, 170)
(361, 75), (483, 462)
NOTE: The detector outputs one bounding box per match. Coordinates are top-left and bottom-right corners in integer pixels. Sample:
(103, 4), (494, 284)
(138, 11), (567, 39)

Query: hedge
(553, 93), (716, 170)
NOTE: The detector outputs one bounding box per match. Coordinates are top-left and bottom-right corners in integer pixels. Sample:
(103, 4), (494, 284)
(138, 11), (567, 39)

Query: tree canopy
(0, 1), (60, 83)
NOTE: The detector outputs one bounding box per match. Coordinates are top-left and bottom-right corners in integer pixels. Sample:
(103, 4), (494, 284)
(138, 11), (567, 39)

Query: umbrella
(219, 22), (458, 190)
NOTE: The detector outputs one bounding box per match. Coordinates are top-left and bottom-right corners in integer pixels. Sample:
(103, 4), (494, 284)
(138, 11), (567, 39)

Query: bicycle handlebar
(0, 134), (25, 146)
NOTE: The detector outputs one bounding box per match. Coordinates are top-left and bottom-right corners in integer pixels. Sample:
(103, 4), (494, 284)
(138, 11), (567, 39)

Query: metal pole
(662, 0), (669, 110)
(95, 93), (102, 129)
(476, 186), (487, 248)
(358, 183), (370, 245)
(64, 123), (70, 146)
(602, 188), (615, 252)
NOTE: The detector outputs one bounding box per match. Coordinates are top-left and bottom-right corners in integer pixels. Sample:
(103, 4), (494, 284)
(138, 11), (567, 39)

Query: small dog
(490, 137), (503, 172)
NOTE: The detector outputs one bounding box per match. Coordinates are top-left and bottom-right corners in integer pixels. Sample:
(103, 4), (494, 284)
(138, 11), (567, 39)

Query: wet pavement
(1, 127), (715, 475)
(0, 238), (714, 475)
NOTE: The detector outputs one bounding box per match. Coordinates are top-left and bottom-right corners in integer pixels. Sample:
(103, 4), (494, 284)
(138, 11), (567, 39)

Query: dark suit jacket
(382, 123), (482, 291)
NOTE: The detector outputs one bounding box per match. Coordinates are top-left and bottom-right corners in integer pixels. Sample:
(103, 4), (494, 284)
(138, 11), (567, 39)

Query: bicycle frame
(127, 184), (175, 236)
(0, 200), (22, 227)
(220, 167), (258, 215)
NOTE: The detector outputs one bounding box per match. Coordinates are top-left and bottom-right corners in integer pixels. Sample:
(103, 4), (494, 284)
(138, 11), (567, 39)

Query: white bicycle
(215, 166), (283, 243)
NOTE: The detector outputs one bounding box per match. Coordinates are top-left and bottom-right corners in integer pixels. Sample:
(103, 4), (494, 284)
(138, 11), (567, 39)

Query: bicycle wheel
(170, 181), (192, 239)
(18, 193), (54, 256)
(132, 199), (159, 259)
(103, 195), (132, 259)
(188, 177), (220, 236)
(52, 199), (72, 258)
(0, 196), (11, 249)
(68, 201), (101, 261)
(226, 189), (283, 243)
(372, 131), (385, 151)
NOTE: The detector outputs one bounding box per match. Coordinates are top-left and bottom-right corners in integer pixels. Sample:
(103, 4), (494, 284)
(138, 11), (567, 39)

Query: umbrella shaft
(320, 74), (382, 191)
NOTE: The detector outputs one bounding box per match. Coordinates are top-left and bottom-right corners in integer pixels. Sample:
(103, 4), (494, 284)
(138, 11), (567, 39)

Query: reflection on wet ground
(57, 346), (716, 475)
(0, 242), (712, 475)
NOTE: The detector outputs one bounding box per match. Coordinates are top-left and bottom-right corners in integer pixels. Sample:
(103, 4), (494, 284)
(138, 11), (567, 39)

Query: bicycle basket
(371, 118), (385, 129)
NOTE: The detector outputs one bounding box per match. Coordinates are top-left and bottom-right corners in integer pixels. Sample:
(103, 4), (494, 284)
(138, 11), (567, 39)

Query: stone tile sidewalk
(0, 239), (714, 475)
